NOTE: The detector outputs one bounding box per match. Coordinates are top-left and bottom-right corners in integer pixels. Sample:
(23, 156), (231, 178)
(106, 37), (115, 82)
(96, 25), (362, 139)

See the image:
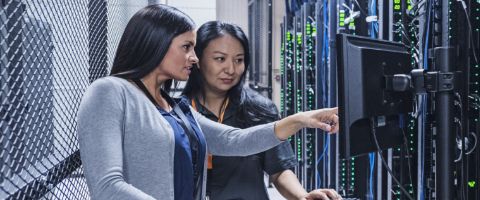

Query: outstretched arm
(194, 107), (339, 157)
(274, 107), (338, 140)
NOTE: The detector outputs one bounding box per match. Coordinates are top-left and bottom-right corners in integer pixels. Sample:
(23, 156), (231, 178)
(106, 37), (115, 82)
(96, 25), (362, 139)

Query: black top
(191, 94), (297, 200)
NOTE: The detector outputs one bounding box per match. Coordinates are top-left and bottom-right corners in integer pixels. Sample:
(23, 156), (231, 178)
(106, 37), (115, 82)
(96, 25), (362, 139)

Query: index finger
(328, 107), (338, 114)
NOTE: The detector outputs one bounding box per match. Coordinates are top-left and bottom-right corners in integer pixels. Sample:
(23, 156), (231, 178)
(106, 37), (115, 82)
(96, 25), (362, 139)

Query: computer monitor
(337, 33), (413, 159)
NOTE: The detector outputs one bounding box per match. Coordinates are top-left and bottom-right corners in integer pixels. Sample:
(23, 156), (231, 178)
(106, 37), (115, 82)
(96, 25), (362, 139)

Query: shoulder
(241, 86), (277, 109)
(81, 76), (131, 106)
(234, 86), (279, 124)
(88, 76), (128, 92)
(78, 77), (130, 122)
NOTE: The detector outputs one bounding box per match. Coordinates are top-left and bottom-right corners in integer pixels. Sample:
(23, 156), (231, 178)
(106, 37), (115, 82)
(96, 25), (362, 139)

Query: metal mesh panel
(0, 0), (145, 199)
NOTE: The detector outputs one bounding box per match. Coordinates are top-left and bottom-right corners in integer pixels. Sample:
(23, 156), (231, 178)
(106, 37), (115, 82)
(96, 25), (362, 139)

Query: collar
(191, 97), (236, 123)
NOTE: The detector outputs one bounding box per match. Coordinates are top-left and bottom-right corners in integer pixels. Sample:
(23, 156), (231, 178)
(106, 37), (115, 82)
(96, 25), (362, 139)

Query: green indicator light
(468, 181), (476, 188)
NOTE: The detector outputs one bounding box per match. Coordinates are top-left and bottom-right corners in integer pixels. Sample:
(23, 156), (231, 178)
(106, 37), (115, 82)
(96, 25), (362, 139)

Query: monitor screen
(337, 33), (413, 158)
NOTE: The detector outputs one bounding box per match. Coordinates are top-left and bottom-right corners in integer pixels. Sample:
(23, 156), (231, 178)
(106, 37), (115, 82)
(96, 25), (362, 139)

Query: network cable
(371, 118), (415, 200)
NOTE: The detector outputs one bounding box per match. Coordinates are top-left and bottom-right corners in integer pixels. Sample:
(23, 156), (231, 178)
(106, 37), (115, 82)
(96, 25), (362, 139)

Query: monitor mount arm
(385, 69), (455, 94)
(384, 47), (458, 200)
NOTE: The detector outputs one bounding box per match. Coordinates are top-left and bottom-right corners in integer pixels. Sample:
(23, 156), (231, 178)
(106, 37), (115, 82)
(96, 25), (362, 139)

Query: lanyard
(191, 97), (229, 169)
(191, 98), (229, 123)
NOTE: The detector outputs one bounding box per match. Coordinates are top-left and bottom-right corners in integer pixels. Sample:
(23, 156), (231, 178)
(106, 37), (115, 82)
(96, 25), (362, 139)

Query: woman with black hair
(77, 4), (338, 200)
(183, 21), (341, 200)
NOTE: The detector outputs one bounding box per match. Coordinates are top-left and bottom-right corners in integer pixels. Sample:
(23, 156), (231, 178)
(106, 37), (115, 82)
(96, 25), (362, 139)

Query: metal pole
(434, 0), (455, 198)
(434, 47), (455, 200)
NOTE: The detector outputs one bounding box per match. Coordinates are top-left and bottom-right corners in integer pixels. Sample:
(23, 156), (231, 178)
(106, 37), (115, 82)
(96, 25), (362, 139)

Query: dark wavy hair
(183, 21), (278, 126)
(110, 4), (195, 93)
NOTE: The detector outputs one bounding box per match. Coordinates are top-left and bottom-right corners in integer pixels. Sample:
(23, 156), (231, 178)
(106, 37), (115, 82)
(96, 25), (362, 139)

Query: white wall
(216, 0), (248, 32)
(155, 0), (216, 27)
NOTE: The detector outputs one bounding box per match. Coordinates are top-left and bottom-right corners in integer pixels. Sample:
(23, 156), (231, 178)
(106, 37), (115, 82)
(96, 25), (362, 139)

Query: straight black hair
(183, 21), (278, 125)
(183, 21), (249, 103)
(110, 4), (195, 93)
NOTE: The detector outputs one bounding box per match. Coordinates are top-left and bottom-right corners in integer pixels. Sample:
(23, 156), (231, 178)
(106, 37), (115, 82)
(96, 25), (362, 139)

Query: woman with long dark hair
(184, 21), (341, 200)
(77, 5), (338, 200)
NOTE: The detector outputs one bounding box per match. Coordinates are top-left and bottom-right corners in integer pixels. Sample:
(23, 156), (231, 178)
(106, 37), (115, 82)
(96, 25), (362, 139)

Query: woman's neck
(141, 73), (171, 111)
(202, 88), (227, 117)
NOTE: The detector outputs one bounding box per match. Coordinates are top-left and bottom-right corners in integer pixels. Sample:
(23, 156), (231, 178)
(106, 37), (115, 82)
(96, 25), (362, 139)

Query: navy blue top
(158, 98), (206, 200)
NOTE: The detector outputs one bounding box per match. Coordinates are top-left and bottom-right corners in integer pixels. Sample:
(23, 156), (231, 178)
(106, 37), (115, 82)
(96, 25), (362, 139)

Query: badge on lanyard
(191, 98), (229, 169)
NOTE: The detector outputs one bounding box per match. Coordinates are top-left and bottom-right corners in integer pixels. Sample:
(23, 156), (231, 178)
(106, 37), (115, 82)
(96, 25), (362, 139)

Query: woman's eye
(183, 45), (191, 50)
(214, 57), (225, 62)
(235, 59), (244, 64)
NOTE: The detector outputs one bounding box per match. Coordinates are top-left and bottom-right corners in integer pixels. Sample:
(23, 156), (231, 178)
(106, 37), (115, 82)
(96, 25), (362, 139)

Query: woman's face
(199, 34), (245, 95)
(157, 30), (198, 81)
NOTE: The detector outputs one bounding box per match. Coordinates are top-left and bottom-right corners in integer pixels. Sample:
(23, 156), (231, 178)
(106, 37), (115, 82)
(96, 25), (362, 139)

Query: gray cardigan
(77, 76), (282, 200)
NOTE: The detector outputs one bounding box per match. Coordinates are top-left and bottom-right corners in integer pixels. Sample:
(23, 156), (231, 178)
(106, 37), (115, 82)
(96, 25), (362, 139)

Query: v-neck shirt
(157, 98), (207, 200)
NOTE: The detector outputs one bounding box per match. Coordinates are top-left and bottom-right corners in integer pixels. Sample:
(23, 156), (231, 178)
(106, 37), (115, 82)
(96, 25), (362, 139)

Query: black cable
(422, 0), (432, 69)
(409, 0), (426, 16)
(401, 125), (414, 194)
(453, 117), (467, 200)
(370, 118), (414, 200)
(458, 0), (479, 65)
(351, 0), (367, 16)
(466, 132), (477, 155)
(454, 92), (468, 200)
(453, 118), (463, 163)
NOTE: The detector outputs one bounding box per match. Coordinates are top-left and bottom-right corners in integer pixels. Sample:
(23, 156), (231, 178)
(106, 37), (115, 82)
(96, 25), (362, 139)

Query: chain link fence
(0, 0), (146, 199)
